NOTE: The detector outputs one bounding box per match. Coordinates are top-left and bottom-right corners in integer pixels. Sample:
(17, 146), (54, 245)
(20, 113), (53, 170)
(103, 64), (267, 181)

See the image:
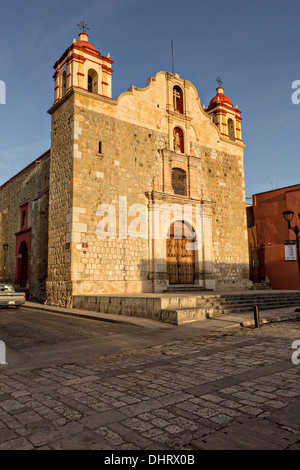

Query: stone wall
(0, 151), (50, 301)
(46, 97), (74, 307)
(71, 102), (166, 296)
(191, 143), (250, 289)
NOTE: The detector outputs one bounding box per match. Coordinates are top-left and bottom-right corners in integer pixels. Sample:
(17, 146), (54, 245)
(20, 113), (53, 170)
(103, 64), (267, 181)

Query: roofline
(253, 182), (300, 198)
(0, 149), (50, 191)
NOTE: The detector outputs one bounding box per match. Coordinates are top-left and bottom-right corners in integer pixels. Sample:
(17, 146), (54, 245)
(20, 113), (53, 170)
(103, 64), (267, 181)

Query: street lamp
(2, 244), (9, 283)
(283, 211), (300, 282)
(2, 243), (14, 284)
(2, 243), (15, 252)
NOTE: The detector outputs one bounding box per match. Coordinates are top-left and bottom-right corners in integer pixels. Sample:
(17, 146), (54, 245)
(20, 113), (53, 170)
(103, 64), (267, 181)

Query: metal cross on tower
(77, 21), (90, 34)
(216, 76), (223, 87)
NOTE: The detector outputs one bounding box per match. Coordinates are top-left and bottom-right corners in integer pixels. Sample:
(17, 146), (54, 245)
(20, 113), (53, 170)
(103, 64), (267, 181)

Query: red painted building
(251, 184), (300, 289)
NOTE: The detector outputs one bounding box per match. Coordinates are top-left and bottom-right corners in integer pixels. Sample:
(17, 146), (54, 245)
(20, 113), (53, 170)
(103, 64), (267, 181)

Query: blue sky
(0, 0), (299, 199)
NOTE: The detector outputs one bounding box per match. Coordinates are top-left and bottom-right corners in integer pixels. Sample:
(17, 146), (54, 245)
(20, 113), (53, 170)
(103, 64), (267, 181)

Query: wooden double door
(167, 221), (195, 284)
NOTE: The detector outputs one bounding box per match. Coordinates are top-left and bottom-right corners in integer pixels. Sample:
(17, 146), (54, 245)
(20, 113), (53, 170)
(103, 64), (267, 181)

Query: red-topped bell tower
(206, 81), (242, 143)
(53, 29), (114, 103)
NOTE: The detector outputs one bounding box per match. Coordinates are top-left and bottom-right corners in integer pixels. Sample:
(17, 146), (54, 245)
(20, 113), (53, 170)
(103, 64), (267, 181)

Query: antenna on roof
(171, 40), (174, 75)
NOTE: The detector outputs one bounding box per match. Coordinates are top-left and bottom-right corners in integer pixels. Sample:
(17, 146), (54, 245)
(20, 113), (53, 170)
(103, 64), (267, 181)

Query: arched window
(172, 168), (187, 196)
(61, 71), (67, 97)
(228, 118), (235, 141)
(22, 210), (26, 228)
(88, 69), (98, 94)
(173, 86), (183, 114)
(173, 127), (184, 153)
(20, 204), (28, 230)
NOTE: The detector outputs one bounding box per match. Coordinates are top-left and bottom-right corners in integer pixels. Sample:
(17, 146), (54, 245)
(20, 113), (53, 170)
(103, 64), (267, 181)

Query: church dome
(208, 86), (233, 107)
(76, 33), (99, 53)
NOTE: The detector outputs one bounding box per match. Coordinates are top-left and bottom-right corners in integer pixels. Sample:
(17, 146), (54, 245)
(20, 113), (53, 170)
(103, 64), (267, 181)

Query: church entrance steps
(72, 290), (300, 326)
(166, 285), (208, 293)
(250, 281), (271, 290)
(161, 297), (300, 325)
(195, 293), (300, 317)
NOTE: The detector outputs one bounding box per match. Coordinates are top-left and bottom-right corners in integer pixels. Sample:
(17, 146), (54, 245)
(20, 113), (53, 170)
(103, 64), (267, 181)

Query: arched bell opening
(88, 69), (98, 94)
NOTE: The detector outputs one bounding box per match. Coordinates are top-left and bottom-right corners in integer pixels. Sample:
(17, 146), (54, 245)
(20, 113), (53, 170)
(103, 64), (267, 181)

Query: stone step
(204, 303), (300, 313)
(198, 298), (300, 308)
(209, 301), (300, 315)
(160, 307), (207, 325)
(166, 286), (207, 292)
(250, 282), (271, 290)
(199, 294), (300, 300)
(250, 286), (272, 290)
(160, 293), (300, 311)
(193, 293), (300, 301)
(210, 304), (300, 317)
(198, 297), (300, 306)
(208, 292), (300, 298)
(161, 297), (300, 324)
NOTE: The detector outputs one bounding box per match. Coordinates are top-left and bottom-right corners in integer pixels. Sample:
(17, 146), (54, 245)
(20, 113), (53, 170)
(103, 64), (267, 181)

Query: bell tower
(206, 79), (242, 143)
(52, 26), (114, 104)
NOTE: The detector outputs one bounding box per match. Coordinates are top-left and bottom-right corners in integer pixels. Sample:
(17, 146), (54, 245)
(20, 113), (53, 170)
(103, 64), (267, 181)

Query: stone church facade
(0, 32), (250, 306)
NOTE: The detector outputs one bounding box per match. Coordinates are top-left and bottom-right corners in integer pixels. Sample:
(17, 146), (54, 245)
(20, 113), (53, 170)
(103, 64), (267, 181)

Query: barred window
(172, 168), (187, 196)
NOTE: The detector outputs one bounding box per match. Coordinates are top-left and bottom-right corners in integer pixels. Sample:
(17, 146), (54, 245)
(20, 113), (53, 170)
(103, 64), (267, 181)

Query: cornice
(47, 87), (115, 115)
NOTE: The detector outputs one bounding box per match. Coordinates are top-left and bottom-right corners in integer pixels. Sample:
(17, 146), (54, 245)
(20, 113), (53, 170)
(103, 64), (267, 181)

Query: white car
(0, 284), (26, 307)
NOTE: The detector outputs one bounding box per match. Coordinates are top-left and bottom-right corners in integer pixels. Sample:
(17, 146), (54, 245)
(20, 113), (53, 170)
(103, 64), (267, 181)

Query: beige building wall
(47, 71), (250, 306)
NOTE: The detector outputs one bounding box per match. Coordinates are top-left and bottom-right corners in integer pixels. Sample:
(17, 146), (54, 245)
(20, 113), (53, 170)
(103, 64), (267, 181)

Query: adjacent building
(0, 151), (50, 298)
(248, 184), (300, 289)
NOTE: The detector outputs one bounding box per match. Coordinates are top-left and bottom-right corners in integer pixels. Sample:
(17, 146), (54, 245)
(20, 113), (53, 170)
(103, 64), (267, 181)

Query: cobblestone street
(0, 307), (300, 450)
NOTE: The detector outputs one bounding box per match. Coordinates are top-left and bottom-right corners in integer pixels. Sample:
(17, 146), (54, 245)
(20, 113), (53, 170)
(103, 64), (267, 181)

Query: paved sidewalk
(1, 303), (300, 450)
(23, 300), (300, 334)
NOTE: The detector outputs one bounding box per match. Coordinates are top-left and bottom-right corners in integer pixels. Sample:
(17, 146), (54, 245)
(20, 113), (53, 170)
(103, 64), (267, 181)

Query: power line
(171, 40), (174, 74)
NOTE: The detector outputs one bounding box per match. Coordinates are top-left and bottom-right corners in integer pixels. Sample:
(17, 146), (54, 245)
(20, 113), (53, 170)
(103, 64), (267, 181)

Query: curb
(22, 303), (141, 327)
(240, 312), (300, 328)
(21, 303), (171, 329)
(22, 303), (300, 332)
